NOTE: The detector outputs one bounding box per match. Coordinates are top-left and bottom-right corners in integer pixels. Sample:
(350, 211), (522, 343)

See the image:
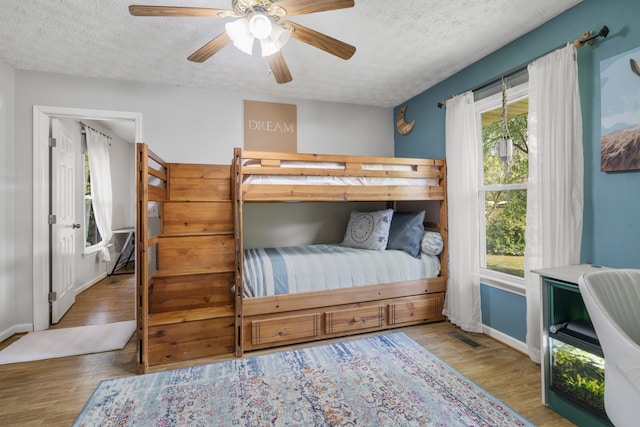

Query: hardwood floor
(51, 272), (136, 329)
(0, 275), (575, 426)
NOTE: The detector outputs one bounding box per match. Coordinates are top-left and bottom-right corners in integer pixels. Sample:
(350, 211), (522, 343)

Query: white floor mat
(0, 320), (135, 365)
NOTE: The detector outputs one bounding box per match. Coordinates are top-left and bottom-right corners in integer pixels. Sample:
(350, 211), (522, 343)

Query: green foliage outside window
(84, 154), (101, 247)
(482, 112), (528, 277)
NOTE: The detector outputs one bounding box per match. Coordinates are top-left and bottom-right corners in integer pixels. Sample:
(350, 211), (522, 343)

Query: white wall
(243, 202), (387, 249)
(11, 70), (393, 328)
(106, 131), (136, 231)
(0, 59), (17, 340)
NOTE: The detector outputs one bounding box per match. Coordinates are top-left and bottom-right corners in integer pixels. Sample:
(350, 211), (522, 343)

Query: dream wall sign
(600, 46), (640, 172)
(244, 100), (297, 152)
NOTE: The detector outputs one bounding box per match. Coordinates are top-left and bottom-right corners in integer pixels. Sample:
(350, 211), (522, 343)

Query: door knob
(72, 223), (81, 229)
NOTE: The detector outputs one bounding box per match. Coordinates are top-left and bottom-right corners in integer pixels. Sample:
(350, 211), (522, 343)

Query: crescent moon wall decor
(631, 58), (640, 77)
(396, 106), (416, 135)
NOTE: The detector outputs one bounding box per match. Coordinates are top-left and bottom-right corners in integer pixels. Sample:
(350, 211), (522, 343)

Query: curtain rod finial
(574, 25), (609, 48)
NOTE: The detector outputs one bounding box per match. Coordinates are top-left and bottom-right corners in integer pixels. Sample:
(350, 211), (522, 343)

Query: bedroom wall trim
(479, 275), (526, 296)
(0, 323), (32, 342)
(482, 324), (528, 354)
(75, 272), (108, 295)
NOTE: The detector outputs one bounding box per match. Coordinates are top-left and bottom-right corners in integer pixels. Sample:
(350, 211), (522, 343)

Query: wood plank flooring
(0, 275), (575, 426)
(51, 272), (136, 329)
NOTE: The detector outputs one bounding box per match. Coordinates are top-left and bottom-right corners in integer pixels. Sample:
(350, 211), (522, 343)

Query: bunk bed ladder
(136, 143), (168, 373)
(136, 143), (237, 372)
(233, 147), (244, 357)
(439, 161), (449, 279)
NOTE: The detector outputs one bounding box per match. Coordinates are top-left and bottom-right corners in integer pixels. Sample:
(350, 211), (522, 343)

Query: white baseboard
(76, 272), (107, 295)
(0, 323), (33, 343)
(482, 324), (528, 355)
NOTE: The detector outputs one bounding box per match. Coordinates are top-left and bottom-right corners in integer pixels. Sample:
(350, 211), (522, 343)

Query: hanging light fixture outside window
(225, 12), (291, 57)
(499, 78), (514, 165)
(499, 138), (513, 163)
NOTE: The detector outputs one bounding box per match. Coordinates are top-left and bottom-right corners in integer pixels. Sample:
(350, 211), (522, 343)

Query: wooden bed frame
(233, 148), (448, 356)
(136, 145), (448, 372)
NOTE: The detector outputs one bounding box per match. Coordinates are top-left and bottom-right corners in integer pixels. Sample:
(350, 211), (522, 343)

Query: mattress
(243, 175), (439, 186)
(242, 244), (440, 298)
(242, 159), (440, 186)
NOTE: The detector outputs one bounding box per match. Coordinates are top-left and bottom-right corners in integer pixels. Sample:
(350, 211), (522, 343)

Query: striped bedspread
(242, 244), (440, 298)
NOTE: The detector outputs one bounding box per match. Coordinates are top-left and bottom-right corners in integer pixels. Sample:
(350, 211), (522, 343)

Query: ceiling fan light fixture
(259, 38), (278, 57)
(259, 23), (291, 57)
(129, 1), (357, 83)
(225, 18), (254, 55)
(248, 13), (272, 40)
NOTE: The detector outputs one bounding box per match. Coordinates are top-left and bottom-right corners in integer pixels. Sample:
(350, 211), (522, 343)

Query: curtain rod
(436, 66), (525, 109)
(80, 121), (112, 140)
(437, 25), (609, 109)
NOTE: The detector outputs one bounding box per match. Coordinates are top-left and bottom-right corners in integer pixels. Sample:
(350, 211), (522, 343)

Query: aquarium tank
(550, 338), (606, 417)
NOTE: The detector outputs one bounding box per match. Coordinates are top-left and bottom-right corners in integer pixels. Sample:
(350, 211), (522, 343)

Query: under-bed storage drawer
(251, 313), (321, 345)
(388, 294), (444, 325)
(325, 306), (385, 334)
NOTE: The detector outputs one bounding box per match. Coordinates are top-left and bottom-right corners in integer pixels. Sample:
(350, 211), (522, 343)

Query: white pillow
(342, 209), (394, 250)
(421, 231), (443, 255)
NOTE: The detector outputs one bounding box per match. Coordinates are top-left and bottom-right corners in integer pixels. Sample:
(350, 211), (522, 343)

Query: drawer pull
(276, 330), (285, 336)
(352, 317), (361, 323)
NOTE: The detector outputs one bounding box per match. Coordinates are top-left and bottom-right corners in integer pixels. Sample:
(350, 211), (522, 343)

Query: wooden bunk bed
(136, 144), (448, 372)
(233, 148), (448, 356)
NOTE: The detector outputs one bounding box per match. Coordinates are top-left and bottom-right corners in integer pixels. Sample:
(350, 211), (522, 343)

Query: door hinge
(48, 214), (57, 225)
(48, 137), (56, 148)
(48, 292), (57, 303)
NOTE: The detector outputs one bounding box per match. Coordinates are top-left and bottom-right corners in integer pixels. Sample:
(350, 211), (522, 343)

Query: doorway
(32, 106), (142, 331)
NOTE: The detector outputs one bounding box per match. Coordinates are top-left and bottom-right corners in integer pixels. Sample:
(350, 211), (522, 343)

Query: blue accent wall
(395, 0), (640, 342)
(480, 285), (527, 342)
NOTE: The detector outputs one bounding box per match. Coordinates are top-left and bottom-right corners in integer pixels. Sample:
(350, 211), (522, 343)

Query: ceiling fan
(129, 0), (356, 84)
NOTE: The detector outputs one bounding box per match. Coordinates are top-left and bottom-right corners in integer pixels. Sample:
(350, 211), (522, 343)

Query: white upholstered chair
(578, 269), (640, 427)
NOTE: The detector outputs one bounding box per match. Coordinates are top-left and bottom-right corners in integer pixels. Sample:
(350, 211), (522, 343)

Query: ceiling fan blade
(188, 32), (231, 63)
(128, 5), (231, 17)
(268, 52), (293, 84)
(277, 0), (354, 17)
(283, 21), (356, 60)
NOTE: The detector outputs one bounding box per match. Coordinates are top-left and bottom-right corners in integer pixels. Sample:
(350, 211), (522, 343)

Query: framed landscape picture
(600, 46), (640, 172)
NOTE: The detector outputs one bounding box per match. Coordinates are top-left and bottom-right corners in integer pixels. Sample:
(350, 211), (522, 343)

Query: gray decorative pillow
(386, 211), (425, 258)
(342, 209), (394, 250)
(421, 231), (444, 255)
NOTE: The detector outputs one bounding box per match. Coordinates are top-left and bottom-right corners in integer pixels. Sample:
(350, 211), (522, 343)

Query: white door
(51, 118), (77, 323)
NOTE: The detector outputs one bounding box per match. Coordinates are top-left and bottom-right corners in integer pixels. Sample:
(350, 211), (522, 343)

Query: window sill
(479, 268), (526, 296)
(82, 243), (112, 258)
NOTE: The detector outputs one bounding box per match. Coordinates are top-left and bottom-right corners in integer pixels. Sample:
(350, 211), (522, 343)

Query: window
(84, 152), (101, 250)
(477, 83), (528, 280)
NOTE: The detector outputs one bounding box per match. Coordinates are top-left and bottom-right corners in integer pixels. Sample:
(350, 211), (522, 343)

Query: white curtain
(443, 91), (483, 333)
(524, 44), (584, 363)
(85, 127), (114, 262)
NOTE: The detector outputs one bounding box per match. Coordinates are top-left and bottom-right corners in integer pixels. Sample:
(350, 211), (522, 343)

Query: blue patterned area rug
(74, 333), (534, 426)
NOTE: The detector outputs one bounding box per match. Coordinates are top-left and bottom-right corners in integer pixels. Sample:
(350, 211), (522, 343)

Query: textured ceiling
(0, 0), (582, 108)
